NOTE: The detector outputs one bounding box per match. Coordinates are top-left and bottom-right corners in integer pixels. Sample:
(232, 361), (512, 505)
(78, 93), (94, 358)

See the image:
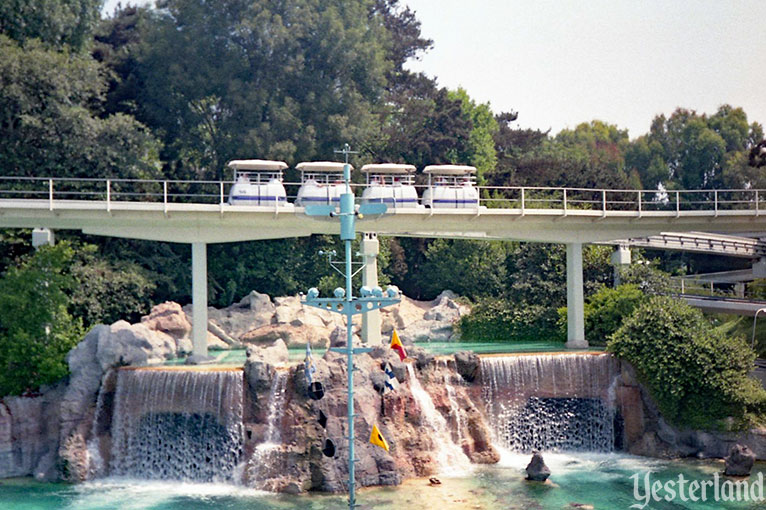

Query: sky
(102, 0), (766, 139)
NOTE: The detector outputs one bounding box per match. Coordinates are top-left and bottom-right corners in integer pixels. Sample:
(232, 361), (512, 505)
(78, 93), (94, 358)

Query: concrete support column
(566, 242), (588, 349)
(361, 233), (382, 345)
(610, 244), (631, 287)
(189, 242), (210, 363)
(32, 228), (55, 249)
(754, 257), (766, 279)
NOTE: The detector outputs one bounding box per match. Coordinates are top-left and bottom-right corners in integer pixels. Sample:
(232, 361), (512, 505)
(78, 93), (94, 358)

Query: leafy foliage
(608, 296), (766, 429)
(457, 298), (564, 343)
(582, 284), (645, 345)
(69, 247), (156, 326)
(617, 262), (673, 294)
(0, 0), (100, 51)
(625, 106), (764, 190)
(0, 35), (161, 180)
(0, 243), (84, 396)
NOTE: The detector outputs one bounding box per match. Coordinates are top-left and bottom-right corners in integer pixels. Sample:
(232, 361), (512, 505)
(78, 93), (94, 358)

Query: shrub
(584, 284), (645, 345)
(70, 251), (156, 326)
(618, 263), (672, 294)
(608, 296), (766, 429)
(457, 298), (564, 343)
(557, 283), (646, 345)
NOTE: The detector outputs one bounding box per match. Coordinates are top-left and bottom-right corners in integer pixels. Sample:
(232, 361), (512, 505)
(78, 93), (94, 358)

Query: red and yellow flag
(369, 423), (390, 452)
(390, 329), (407, 361)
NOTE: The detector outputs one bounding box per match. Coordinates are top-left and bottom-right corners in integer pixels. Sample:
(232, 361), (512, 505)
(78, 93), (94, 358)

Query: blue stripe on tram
(366, 198), (419, 203)
(231, 196), (287, 201)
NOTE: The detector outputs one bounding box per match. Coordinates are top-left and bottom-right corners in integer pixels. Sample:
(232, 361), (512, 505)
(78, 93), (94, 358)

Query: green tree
(582, 284), (645, 345)
(119, 0), (394, 179)
(369, 77), (472, 169)
(69, 246), (157, 326)
(448, 88), (498, 182)
(487, 120), (630, 190)
(626, 106), (764, 190)
(0, 243), (84, 396)
(0, 35), (161, 180)
(0, 0), (100, 51)
(415, 239), (509, 300)
(608, 296), (766, 429)
(458, 298), (560, 343)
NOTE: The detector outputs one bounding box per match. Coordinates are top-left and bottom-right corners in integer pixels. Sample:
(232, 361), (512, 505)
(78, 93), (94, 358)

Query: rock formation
(238, 343), (498, 492)
(724, 444), (756, 476)
(525, 451), (551, 481)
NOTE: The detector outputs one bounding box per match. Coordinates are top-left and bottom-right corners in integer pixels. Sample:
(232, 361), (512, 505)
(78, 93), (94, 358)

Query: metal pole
(340, 161), (356, 509)
(345, 234), (355, 508)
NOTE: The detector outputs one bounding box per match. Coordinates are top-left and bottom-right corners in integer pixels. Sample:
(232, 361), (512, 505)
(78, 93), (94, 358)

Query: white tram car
(421, 164), (480, 208)
(360, 163), (420, 208)
(227, 159), (291, 207)
(295, 161), (348, 207)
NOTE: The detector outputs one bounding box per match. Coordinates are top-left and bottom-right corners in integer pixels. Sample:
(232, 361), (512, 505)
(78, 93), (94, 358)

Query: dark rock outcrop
(724, 444), (756, 476)
(525, 451), (551, 481)
(454, 351), (479, 382)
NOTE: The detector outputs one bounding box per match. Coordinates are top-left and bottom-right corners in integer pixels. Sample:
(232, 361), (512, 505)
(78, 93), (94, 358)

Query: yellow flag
(369, 423), (390, 452)
(390, 329), (407, 361)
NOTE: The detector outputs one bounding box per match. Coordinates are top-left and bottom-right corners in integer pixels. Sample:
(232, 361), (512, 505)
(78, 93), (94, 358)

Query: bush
(585, 284), (645, 345)
(608, 296), (766, 429)
(70, 255), (156, 326)
(557, 284), (646, 345)
(0, 243), (85, 396)
(618, 263), (672, 294)
(457, 298), (564, 343)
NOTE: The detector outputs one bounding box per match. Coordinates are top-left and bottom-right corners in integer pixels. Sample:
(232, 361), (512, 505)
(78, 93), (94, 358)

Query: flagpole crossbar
(302, 297), (400, 315)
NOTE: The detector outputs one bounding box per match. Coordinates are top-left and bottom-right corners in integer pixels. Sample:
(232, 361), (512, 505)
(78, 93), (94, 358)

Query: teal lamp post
(302, 145), (400, 509)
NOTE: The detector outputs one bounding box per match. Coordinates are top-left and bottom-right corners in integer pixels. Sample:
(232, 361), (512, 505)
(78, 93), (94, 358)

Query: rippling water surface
(2, 452), (763, 510)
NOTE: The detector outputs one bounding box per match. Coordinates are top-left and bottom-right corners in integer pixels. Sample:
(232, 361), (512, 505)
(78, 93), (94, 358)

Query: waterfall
(405, 364), (471, 474)
(109, 368), (244, 482)
(86, 370), (111, 478)
(247, 371), (287, 485)
(480, 354), (620, 453)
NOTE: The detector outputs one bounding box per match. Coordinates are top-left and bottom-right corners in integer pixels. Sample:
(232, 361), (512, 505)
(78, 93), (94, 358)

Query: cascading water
(109, 368), (244, 482)
(247, 371), (287, 484)
(480, 354), (620, 453)
(261, 371), (287, 446)
(444, 374), (465, 447)
(405, 364), (471, 474)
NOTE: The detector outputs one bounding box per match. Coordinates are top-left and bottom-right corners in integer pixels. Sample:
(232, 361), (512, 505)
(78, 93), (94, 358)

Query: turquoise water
(2, 453), (763, 509)
(167, 341), (594, 366)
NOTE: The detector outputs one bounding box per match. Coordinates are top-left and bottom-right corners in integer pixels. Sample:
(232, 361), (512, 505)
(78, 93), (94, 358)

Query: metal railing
(671, 277), (766, 300)
(0, 176), (764, 215)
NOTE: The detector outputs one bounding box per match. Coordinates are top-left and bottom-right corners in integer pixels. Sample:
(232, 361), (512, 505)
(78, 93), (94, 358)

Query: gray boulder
(247, 339), (289, 365)
(525, 451), (551, 482)
(725, 444), (756, 476)
(454, 351), (480, 382)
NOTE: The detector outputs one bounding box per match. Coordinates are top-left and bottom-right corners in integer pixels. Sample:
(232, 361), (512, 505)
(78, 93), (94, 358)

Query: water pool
(2, 452), (762, 510)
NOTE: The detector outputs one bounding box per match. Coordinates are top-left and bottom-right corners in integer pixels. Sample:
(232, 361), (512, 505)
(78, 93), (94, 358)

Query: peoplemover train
(226, 160), (481, 210)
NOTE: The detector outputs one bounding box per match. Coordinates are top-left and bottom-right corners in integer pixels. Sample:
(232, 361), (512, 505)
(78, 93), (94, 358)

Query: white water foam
(405, 363), (471, 475)
(248, 370), (288, 484)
